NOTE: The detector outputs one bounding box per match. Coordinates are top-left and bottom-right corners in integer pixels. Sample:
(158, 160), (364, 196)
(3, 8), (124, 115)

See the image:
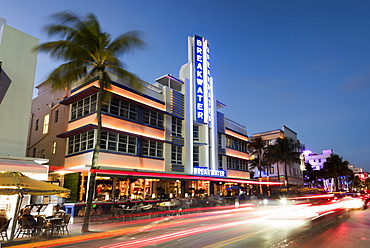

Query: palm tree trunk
(284, 162), (289, 192)
(266, 166), (270, 196)
(258, 156), (263, 194)
(81, 74), (104, 232)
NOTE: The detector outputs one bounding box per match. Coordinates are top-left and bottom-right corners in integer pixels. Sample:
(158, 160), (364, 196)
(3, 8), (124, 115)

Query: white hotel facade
(28, 35), (283, 201)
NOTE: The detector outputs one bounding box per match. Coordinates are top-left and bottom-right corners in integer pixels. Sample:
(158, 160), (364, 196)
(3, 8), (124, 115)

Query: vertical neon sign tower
(194, 35), (213, 124)
(180, 35), (217, 173)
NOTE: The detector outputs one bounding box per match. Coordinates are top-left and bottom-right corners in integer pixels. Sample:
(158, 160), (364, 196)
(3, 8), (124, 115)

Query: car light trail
(101, 215), (275, 248)
(101, 203), (340, 248)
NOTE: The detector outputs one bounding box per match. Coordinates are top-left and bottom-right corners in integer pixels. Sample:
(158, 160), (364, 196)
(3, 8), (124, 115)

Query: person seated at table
(52, 204), (66, 218)
(20, 207), (37, 228)
(0, 209), (8, 227)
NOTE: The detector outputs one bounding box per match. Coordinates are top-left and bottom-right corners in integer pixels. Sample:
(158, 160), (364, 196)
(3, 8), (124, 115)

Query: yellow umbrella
(0, 172), (70, 241)
(0, 171), (70, 197)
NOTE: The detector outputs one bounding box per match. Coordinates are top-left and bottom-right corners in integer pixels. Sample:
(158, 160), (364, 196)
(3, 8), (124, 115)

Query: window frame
(143, 108), (164, 128)
(67, 130), (95, 155)
(171, 145), (182, 164)
(100, 130), (137, 155)
(142, 139), (163, 158)
(43, 114), (50, 134)
(71, 93), (97, 120)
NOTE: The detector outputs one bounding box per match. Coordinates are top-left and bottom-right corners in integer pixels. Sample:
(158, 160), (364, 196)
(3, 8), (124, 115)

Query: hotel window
(100, 131), (137, 154)
(35, 119), (39, 131)
(270, 166), (275, 174)
(236, 140), (247, 152)
(227, 157), (237, 170)
(71, 93), (97, 120)
(67, 130), (94, 154)
(171, 145), (182, 164)
(218, 135), (222, 148)
(43, 114), (50, 134)
(102, 97), (138, 121)
(54, 110), (59, 123)
(143, 109), (164, 128)
(51, 141), (57, 154)
(193, 125), (199, 141)
(172, 117), (182, 136)
(239, 159), (248, 171)
(142, 139), (163, 158)
(32, 148), (36, 157)
(226, 136), (235, 149)
(193, 146), (199, 166)
(218, 155), (223, 169)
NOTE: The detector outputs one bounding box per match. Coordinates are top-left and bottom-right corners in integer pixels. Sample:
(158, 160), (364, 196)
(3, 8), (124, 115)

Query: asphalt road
(288, 208), (370, 248)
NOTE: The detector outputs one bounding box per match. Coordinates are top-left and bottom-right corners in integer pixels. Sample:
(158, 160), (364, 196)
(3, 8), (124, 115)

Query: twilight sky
(2, 1), (370, 170)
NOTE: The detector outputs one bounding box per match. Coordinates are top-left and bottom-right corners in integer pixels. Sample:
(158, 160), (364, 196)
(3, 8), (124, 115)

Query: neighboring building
(348, 164), (366, 182)
(303, 149), (333, 170)
(0, 17), (49, 224)
(28, 80), (69, 172)
(251, 126), (304, 187)
(28, 35), (266, 202)
(348, 164), (363, 174)
(0, 17), (48, 179)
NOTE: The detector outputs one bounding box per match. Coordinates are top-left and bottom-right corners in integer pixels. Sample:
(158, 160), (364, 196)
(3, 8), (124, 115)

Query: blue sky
(2, 1), (370, 170)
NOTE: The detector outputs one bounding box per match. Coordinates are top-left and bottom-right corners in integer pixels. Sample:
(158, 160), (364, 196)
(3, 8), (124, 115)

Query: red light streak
(287, 194), (334, 200)
(18, 201), (347, 248)
(93, 169), (283, 185)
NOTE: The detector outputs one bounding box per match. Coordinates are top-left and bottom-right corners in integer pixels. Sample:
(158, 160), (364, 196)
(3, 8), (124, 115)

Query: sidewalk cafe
(60, 167), (282, 222)
(0, 172), (70, 242)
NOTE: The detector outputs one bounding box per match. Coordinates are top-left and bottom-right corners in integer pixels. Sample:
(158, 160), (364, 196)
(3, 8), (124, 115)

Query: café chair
(16, 217), (35, 238)
(0, 218), (11, 241)
(53, 214), (71, 236)
(36, 216), (48, 236)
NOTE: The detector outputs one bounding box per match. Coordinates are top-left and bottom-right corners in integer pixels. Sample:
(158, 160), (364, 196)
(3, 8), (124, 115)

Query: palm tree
(35, 11), (146, 232)
(248, 136), (266, 193)
(322, 154), (352, 191)
(265, 138), (301, 192)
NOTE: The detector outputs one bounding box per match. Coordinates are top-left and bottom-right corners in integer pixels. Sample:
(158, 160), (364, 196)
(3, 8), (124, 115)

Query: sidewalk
(1, 216), (149, 248)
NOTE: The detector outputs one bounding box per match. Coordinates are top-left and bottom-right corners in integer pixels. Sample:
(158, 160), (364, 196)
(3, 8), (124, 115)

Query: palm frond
(108, 31), (147, 55)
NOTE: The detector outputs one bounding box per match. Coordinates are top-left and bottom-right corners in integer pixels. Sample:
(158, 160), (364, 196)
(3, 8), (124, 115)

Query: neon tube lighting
(93, 169), (283, 185)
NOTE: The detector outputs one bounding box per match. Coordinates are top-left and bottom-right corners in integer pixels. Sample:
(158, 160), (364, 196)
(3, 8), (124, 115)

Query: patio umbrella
(0, 171), (70, 241)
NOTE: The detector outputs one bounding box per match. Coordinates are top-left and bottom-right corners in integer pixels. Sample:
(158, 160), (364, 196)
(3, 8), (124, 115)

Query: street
(7, 200), (370, 248)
